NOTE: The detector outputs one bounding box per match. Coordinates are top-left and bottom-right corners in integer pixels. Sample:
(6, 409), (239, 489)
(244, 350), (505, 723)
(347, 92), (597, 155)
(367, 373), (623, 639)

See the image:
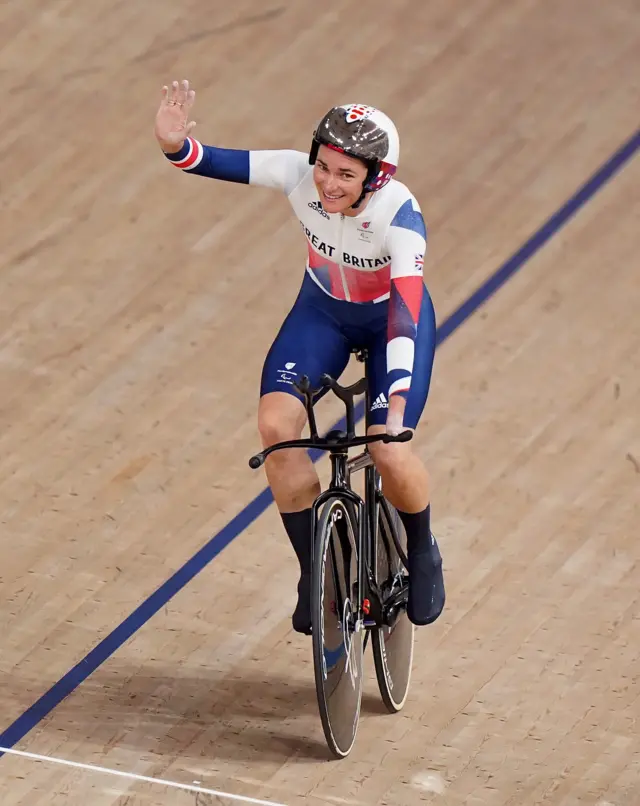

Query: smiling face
(313, 145), (370, 215)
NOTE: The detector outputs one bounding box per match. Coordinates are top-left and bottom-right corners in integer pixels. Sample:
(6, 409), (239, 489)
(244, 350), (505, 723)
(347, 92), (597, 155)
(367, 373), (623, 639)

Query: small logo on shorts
(277, 363), (298, 385)
(370, 393), (388, 411)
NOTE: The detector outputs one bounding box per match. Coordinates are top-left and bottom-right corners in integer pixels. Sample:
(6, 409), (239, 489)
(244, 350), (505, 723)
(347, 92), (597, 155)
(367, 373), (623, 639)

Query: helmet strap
(350, 188), (368, 209)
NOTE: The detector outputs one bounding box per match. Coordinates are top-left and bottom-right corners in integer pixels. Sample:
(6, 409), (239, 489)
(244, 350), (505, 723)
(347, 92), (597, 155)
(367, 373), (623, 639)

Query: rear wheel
(371, 498), (414, 713)
(311, 497), (364, 758)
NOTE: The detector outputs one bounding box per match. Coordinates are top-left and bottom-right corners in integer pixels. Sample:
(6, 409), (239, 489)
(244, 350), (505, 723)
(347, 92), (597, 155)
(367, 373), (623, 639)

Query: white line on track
(0, 746), (289, 806)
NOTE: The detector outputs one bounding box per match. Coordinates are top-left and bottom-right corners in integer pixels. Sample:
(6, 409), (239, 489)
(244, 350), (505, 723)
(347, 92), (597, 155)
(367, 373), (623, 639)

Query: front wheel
(311, 497), (364, 758)
(371, 498), (414, 713)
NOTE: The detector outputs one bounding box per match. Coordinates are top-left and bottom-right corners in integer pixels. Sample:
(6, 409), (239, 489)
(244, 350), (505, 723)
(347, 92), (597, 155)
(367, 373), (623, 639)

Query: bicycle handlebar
(248, 371), (413, 469)
(248, 428), (413, 469)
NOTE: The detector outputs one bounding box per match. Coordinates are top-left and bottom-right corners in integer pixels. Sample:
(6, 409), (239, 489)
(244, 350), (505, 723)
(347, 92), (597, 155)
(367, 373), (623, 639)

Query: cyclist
(154, 80), (445, 634)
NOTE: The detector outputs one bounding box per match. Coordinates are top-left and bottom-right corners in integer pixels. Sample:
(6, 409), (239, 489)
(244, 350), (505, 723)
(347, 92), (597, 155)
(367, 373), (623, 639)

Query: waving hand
(154, 79), (196, 153)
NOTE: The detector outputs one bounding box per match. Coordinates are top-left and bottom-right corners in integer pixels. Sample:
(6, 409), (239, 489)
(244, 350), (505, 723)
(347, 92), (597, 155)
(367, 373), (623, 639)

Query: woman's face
(313, 145), (369, 215)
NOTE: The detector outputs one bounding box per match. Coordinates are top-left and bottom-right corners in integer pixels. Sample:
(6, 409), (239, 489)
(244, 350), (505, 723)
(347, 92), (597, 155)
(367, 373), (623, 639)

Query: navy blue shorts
(260, 273), (436, 429)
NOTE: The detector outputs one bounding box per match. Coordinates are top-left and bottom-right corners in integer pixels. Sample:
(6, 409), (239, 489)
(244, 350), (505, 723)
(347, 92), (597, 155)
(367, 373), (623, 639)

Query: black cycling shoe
(292, 573), (312, 635)
(407, 533), (445, 626)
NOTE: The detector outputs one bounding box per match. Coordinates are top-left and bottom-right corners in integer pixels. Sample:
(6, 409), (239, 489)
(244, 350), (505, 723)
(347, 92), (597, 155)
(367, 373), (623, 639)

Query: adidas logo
(370, 393), (388, 411)
(308, 200), (330, 219)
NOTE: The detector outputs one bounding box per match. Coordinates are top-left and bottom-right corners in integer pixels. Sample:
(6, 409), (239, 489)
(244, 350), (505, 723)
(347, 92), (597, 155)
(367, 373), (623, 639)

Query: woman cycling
(154, 80), (445, 634)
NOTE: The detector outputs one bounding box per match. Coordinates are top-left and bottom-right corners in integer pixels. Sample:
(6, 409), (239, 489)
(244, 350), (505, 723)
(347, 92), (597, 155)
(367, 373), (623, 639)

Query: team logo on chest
(357, 220), (373, 243)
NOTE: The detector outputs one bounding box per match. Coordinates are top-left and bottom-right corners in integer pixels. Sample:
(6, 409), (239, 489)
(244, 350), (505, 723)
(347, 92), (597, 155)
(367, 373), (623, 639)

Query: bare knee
(258, 392), (320, 511)
(368, 440), (408, 477)
(258, 392), (306, 449)
(368, 431), (430, 512)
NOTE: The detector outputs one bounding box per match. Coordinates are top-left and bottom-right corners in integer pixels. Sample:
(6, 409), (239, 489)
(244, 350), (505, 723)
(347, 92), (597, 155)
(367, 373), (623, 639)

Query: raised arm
(154, 79), (249, 183)
(155, 79), (308, 192)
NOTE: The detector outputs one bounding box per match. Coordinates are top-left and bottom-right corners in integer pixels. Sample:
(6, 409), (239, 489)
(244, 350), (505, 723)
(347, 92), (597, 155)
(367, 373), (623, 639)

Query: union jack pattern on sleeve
(385, 197), (428, 399)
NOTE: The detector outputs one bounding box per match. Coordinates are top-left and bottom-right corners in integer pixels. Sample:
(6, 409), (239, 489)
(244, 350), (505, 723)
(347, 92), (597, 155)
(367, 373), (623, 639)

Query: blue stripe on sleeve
(165, 142), (250, 184)
(194, 145), (250, 183)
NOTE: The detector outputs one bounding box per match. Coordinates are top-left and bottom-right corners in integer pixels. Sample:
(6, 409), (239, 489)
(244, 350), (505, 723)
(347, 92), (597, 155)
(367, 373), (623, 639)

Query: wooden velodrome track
(1, 0), (639, 803)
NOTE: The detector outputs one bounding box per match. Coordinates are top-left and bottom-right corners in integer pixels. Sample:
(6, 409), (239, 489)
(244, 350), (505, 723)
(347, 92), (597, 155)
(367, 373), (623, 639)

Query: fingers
(161, 79), (195, 110)
(385, 393), (407, 436)
(177, 79), (188, 106)
(385, 411), (404, 436)
(163, 79), (180, 106)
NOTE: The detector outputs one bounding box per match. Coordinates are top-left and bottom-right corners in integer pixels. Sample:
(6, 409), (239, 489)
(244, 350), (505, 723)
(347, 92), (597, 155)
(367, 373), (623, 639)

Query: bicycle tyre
(371, 498), (414, 713)
(311, 496), (364, 758)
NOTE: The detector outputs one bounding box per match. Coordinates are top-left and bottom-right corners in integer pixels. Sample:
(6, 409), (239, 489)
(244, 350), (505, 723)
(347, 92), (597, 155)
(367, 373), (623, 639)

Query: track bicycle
(249, 349), (415, 758)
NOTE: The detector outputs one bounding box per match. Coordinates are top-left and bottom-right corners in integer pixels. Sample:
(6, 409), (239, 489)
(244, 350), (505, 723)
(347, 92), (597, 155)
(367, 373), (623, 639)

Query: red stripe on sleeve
(172, 138), (201, 169)
(391, 275), (423, 324)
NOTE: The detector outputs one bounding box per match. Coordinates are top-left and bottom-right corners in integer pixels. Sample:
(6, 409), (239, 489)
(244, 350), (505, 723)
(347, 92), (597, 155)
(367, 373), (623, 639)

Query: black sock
(397, 504), (432, 555)
(281, 509), (314, 634)
(397, 504), (445, 626)
(280, 508), (313, 575)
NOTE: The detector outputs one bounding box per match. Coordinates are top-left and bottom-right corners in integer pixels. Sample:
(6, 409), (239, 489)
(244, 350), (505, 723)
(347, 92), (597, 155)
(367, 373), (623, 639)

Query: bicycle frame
(310, 451), (376, 628)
